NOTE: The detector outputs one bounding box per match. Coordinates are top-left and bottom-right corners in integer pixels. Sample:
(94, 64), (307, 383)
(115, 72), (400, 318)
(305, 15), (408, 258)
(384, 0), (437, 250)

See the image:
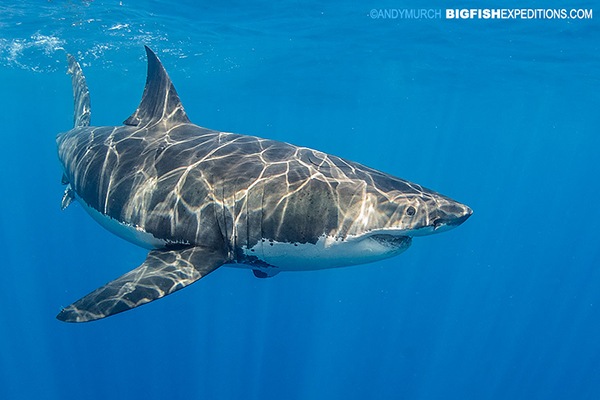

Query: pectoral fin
(61, 186), (75, 210)
(57, 246), (227, 323)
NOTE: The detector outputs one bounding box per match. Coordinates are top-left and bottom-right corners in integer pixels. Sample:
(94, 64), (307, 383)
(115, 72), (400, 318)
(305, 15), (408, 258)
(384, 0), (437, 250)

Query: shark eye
(406, 206), (416, 216)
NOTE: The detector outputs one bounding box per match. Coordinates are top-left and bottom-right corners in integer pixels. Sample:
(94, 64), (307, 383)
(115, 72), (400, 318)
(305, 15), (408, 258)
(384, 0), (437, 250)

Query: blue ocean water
(1, 1), (599, 399)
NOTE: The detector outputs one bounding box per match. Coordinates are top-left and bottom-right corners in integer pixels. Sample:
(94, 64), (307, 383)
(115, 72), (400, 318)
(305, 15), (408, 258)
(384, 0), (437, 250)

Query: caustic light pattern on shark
(56, 47), (472, 322)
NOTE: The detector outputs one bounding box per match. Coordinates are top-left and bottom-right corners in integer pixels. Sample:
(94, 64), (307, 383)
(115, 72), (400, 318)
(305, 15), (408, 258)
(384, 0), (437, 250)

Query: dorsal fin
(66, 54), (91, 128)
(124, 46), (190, 127)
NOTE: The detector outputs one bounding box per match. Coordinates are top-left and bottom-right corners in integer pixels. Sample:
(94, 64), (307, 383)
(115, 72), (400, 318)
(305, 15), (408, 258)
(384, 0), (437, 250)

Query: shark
(56, 46), (472, 322)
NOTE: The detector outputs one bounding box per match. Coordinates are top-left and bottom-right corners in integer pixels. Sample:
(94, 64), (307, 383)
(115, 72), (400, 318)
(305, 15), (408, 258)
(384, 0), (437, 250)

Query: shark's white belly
(241, 233), (412, 271)
(74, 192), (167, 250)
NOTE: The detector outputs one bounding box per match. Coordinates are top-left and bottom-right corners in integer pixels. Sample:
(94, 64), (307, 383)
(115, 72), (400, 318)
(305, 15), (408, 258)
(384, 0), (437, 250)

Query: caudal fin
(66, 54), (91, 128)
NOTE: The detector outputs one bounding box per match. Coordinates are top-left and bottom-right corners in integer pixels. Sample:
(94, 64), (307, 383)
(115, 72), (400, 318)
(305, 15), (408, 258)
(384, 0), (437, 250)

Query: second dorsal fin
(124, 46), (190, 127)
(67, 53), (91, 128)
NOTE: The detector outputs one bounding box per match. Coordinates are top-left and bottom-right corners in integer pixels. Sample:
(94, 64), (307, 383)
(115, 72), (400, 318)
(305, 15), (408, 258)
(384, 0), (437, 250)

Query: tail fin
(66, 54), (91, 128)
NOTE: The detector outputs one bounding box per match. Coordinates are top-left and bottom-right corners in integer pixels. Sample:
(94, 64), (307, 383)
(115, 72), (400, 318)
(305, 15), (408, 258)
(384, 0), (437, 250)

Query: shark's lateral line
(56, 47), (472, 322)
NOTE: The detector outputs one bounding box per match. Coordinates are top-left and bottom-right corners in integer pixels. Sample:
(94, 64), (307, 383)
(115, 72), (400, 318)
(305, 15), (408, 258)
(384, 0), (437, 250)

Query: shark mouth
(368, 234), (412, 249)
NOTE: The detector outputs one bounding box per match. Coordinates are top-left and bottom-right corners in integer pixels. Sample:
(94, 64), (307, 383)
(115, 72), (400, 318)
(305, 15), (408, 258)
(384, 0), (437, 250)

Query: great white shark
(56, 46), (472, 322)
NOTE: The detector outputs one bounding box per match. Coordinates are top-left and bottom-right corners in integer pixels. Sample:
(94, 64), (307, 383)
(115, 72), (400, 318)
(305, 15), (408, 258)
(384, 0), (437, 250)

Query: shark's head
(260, 172), (472, 271)
(323, 178), (473, 267)
(377, 188), (473, 237)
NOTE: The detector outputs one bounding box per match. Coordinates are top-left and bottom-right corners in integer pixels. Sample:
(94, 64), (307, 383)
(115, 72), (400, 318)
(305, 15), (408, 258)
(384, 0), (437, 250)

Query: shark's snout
(433, 206), (472, 230)
(406, 199), (472, 236)
(429, 203), (472, 235)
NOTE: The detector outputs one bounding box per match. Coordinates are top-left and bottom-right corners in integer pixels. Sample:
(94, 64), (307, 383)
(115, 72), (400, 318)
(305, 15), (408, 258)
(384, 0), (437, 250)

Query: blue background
(1, 1), (599, 399)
